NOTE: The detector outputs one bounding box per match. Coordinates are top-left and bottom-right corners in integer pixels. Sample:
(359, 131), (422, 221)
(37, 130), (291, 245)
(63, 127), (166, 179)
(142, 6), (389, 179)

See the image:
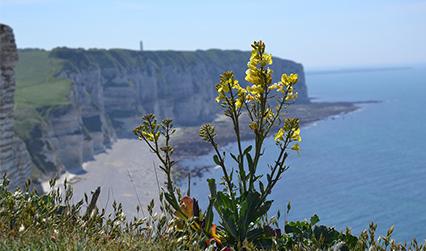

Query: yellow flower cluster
(133, 114), (161, 143)
(274, 118), (301, 151)
(245, 41), (298, 104)
(214, 40), (301, 152)
(244, 41), (273, 101)
(215, 71), (246, 109)
(268, 73), (298, 101)
(139, 131), (160, 142)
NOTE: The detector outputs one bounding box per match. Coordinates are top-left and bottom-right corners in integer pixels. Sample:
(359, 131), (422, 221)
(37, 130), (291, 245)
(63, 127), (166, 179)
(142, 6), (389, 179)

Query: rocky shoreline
(172, 102), (359, 158)
(170, 100), (371, 178)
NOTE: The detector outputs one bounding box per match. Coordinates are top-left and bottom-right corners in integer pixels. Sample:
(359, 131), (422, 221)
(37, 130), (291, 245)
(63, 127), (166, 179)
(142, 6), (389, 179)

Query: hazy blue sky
(1, 0), (425, 68)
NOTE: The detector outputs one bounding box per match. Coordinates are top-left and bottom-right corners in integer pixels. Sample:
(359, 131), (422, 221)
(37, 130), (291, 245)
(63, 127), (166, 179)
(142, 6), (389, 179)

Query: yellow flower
(245, 69), (262, 85)
(249, 122), (258, 131)
(215, 93), (225, 103)
(265, 69), (273, 85)
(235, 84), (246, 94)
(268, 83), (280, 90)
(246, 85), (263, 96)
(235, 99), (243, 109)
(142, 131), (155, 141)
(284, 118), (300, 131)
(274, 128), (285, 142)
(265, 109), (274, 120)
(216, 82), (229, 94)
(260, 53), (273, 66)
(281, 73), (298, 86)
(246, 94), (255, 102)
(231, 79), (240, 89)
(291, 143), (300, 151)
(291, 128), (301, 142)
(285, 91), (298, 101)
(289, 73), (298, 84)
(155, 132), (160, 141)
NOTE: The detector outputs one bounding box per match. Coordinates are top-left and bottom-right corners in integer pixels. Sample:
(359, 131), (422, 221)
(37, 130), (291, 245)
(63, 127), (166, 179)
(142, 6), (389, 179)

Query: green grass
(14, 50), (72, 139)
(0, 179), (423, 251)
(15, 49), (71, 107)
(0, 231), (176, 251)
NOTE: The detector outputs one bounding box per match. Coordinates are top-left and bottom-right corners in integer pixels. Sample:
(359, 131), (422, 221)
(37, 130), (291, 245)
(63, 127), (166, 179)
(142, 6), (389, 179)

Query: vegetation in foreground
(0, 176), (424, 250)
(1, 42), (425, 250)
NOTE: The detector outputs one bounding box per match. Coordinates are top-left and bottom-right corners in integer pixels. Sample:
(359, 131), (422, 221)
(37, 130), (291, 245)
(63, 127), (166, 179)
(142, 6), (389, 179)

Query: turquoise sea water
(181, 66), (426, 241)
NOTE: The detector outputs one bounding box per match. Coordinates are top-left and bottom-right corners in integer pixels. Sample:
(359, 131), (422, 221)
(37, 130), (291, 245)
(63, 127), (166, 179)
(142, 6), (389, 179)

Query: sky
(1, 0), (425, 68)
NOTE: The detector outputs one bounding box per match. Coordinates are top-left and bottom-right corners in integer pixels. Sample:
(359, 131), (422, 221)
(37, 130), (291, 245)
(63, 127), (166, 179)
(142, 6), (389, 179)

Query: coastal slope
(14, 48), (309, 181)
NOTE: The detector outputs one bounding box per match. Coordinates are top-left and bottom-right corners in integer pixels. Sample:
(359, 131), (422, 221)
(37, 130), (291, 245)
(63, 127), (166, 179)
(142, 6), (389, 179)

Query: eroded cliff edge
(14, 48), (309, 181)
(0, 24), (33, 188)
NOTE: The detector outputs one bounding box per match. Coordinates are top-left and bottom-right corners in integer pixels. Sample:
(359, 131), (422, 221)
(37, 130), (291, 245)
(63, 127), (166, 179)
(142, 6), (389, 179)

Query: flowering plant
(134, 41), (301, 249)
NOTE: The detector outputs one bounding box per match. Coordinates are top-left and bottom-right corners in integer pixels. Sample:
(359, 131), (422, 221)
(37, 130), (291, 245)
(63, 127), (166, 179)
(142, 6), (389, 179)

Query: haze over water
(182, 66), (426, 241)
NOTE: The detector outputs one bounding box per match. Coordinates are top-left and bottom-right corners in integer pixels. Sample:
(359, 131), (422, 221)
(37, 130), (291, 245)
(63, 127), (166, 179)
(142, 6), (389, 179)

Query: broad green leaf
(213, 154), (221, 166)
(310, 214), (320, 226)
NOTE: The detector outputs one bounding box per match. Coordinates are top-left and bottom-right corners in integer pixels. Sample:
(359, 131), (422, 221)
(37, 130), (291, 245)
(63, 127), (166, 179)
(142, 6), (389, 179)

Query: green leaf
(186, 174), (191, 196)
(215, 192), (236, 212)
(243, 145), (253, 155)
(246, 153), (254, 173)
(219, 213), (238, 239)
(163, 193), (179, 212)
(207, 178), (217, 197)
(253, 200), (272, 220)
(230, 153), (239, 163)
(213, 154), (221, 166)
(285, 222), (302, 235)
(204, 199), (214, 234)
(285, 223), (300, 235)
(313, 225), (340, 245)
(310, 214), (320, 226)
(259, 181), (265, 194)
(246, 228), (264, 241)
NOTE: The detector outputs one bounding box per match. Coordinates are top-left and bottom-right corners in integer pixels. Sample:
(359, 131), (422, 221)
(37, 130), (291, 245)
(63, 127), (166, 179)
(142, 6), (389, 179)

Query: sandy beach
(41, 102), (362, 218)
(44, 139), (165, 218)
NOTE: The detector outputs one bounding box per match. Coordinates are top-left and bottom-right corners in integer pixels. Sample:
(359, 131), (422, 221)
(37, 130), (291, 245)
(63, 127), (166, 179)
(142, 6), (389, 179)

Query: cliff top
(49, 47), (303, 73)
(0, 24), (18, 66)
(14, 47), (307, 140)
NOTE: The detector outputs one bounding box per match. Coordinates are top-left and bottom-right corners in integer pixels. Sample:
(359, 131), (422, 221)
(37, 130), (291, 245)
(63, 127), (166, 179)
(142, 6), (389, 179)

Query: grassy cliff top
(14, 49), (72, 139)
(50, 47), (302, 74)
(15, 49), (71, 107)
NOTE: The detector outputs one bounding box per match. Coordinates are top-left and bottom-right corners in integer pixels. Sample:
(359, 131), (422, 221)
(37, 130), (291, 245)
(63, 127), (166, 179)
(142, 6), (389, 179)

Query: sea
(180, 65), (426, 241)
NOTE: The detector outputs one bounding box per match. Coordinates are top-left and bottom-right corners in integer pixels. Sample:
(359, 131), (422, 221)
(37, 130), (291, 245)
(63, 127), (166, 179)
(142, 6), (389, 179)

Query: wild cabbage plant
(134, 40), (302, 249)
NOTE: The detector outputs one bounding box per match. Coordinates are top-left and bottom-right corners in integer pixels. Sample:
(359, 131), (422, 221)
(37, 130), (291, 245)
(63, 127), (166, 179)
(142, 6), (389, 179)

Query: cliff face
(53, 48), (308, 130)
(16, 48), (308, 180)
(0, 24), (33, 188)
